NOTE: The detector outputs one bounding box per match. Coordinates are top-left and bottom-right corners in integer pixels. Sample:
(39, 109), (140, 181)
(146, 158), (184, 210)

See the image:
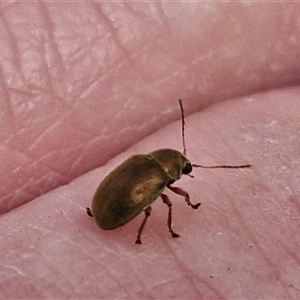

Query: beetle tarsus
(171, 231), (180, 238)
(191, 202), (201, 209)
(135, 238), (142, 245)
(86, 207), (93, 217)
(168, 185), (201, 210)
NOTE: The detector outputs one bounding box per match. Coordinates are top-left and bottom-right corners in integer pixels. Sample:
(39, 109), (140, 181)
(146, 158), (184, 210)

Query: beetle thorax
(148, 149), (190, 181)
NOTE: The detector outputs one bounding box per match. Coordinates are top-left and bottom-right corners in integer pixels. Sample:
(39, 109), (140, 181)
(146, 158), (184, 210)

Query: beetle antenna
(192, 164), (251, 169)
(179, 99), (186, 156)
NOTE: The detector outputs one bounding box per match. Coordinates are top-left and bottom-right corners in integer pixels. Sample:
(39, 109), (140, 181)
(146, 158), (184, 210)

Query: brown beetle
(86, 100), (250, 244)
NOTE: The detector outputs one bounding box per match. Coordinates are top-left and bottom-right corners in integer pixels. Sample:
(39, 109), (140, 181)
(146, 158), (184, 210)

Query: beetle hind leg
(86, 207), (93, 217)
(161, 194), (180, 239)
(135, 206), (152, 245)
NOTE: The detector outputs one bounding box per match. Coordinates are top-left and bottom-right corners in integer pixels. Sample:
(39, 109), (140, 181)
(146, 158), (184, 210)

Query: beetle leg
(168, 186), (201, 209)
(161, 194), (180, 239)
(86, 207), (93, 217)
(135, 206), (152, 245)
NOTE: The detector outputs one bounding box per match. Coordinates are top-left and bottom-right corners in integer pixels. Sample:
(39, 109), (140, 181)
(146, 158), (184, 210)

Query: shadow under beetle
(86, 100), (251, 244)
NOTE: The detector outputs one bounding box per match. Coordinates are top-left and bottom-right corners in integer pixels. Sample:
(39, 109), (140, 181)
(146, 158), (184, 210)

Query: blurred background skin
(1, 2), (300, 299)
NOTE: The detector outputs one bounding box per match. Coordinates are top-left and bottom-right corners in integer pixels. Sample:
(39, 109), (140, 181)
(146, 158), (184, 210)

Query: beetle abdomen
(91, 154), (168, 229)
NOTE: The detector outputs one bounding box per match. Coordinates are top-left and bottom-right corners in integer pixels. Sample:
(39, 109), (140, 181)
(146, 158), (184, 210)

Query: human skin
(1, 2), (300, 299)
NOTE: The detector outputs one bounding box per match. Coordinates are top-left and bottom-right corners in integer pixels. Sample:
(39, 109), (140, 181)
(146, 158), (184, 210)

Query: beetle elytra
(86, 100), (251, 244)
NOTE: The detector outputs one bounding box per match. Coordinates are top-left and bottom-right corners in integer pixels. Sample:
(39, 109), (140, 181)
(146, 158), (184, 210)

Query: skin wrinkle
(38, 1), (65, 75)
(131, 251), (163, 299)
(177, 268), (226, 300)
(26, 150), (64, 176)
(71, 7), (132, 91)
(1, 146), (62, 194)
(206, 167), (294, 291)
(8, 142), (65, 179)
(121, 257), (154, 299)
(33, 4), (58, 98)
(0, 14), (24, 135)
(93, 3), (132, 62)
(278, 240), (300, 286)
(24, 101), (99, 174)
(155, 3), (172, 31)
(68, 132), (112, 170)
(141, 246), (195, 297)
(1, 263), (25, 277)
(161, 238), (207, 297)
(42, 5), (114, 102)
(227, 188), (288, 288)
(97, 249), (138, 298)
(113, 96), (133, 122)
(5, 8), (51, 97)
(75, 57), (120, 100)
(86, 256), (121, 296)
(40, 259), (75, 298)
(27, 119), (60, 152)
(0, 67), (16, 135)
(288, 195), (300, 216)
(8, 178), (55, 209)
(67, 143), (92, 174)
(1, 10), (24, 80)
(129, 261), (156, 299)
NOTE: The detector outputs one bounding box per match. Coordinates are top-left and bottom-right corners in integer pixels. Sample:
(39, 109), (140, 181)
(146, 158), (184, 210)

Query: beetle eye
(182, 162), (192, 174)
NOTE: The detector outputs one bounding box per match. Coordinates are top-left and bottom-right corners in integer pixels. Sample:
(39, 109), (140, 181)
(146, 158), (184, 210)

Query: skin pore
(1, 2), (300, 299)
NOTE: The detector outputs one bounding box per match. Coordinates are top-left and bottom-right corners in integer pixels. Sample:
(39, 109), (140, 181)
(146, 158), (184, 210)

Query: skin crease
(1, 2), (300, 299)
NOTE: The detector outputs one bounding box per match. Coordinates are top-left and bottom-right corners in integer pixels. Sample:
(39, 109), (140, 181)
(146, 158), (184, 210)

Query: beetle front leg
(135, 206), (152, 245)
(161, 194), (180, 239)
(168, 185), (201, 209)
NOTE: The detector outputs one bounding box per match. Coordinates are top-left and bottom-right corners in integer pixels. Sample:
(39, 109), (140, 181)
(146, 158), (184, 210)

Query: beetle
(86, 100), (251, 244)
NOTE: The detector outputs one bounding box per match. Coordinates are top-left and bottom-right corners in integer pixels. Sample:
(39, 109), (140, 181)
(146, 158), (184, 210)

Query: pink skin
(1, 2), (300, 298)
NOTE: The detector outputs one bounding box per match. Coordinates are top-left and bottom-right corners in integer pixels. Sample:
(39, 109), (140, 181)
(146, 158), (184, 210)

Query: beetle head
(149, 149), (192, 181)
